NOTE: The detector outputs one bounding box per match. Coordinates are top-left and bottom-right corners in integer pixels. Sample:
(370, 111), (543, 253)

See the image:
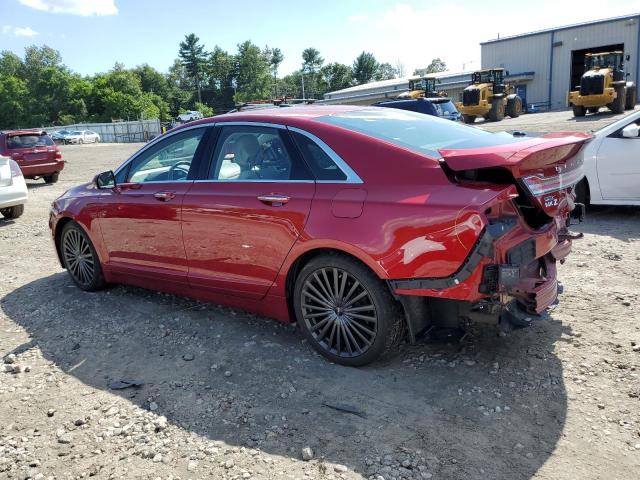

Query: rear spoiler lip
(439, 132), (593, 173)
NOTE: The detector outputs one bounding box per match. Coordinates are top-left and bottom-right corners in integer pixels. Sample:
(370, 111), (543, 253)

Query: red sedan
(49, 106), (588, 365)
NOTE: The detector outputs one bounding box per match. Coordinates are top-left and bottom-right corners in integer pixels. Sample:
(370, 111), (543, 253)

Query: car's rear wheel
(294, 254), (404, 366)
(1, 204), (24, 219)
(61, 222), (106, 291)
(44, 172), (59, 184)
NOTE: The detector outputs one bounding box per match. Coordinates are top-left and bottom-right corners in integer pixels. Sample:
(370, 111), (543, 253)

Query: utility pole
(301, 73), (306, 100)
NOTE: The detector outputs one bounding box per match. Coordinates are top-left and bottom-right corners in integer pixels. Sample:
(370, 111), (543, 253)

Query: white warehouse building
(481, 13), (640, 110)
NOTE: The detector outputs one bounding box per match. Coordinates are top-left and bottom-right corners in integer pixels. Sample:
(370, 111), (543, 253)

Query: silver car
(0, 155), (27, 219)
(65, 130), (101, 144)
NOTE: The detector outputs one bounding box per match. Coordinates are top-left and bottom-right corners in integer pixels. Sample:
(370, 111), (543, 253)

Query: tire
(0, 204), (24, 219)
(608, 85), (625, 114)
(79, 139), (84, 145)
(44, 172), (59, 184)
(487, 98), (505, 121)
(574, 178), (589, 206)
(506, 95), (522, 118)
(572, 105), (586, 117)
(95, 137), (100, 143)
(462, 115), (476, 124)
(625, 85), (637, 110)
(587, 107), (599, 114)
(293, 253), (404, 366)
(60, 222), (106, 291)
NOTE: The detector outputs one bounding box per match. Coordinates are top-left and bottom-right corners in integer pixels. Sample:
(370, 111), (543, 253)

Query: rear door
(98, 126), (211, 283)
(181, 123), (316, 299)
(596, 117), (640, 201)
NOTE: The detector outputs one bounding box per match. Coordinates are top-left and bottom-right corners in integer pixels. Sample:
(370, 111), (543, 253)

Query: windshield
(586, 53), (622, 70)
(432, 101), (458, 116)
(317, 108), (527, 157)
(7, 134), (54, 149)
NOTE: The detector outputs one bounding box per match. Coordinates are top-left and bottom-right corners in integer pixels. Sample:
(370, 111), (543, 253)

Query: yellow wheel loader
(397, 76), (444, 99)
(568, 51), (637, 117)
(456, 68), (522, 124)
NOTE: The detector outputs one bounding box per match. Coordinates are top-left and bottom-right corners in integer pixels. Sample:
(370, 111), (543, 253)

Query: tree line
(0, 34), (446, 129)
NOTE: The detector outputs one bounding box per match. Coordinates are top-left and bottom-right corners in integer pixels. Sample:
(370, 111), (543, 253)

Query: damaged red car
(49, 106), (588, 365)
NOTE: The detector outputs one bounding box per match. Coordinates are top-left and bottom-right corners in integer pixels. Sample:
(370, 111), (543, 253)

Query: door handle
(154, 191), (176, 202)
(257, 194), (290, 206)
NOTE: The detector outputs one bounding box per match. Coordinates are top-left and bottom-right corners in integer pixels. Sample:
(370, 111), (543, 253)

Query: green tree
(375, 62), (399, 81)
(207, 46), (236, 111)
(179, 33), (208, 103)
(424, 58), (447, 74)
(0, 75), (28, 128)
(301, 47), (324, 98)
(234, 41), (271, 103)
(265, 46), (284, 96)
(320, 63), (353, 93)
(352, 52), (379, 85)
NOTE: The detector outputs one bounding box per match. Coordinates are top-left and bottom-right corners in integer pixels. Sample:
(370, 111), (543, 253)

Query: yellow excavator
(397, 76), (444, 99)
(456, 68), (522, 124)
(568, 51), (637, 116)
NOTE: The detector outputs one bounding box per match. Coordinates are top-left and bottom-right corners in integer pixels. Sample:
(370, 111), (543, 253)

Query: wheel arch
(53, 216), (75, 267)
(282, 245), (390, 322)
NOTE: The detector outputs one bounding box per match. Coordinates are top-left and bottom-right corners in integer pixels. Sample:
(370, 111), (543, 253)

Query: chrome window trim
(113, 123), (213, 178)
(215, 121), (286, 130)
(193, 179), (315, 184)
(287, 126), (363, 184)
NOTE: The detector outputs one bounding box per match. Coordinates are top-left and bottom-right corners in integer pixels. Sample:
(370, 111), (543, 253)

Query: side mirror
(621, 124), (640, 138)
(95, 170), (116, 188)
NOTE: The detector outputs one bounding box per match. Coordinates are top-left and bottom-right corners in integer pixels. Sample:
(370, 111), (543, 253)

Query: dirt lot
(1, 112), (639, 480)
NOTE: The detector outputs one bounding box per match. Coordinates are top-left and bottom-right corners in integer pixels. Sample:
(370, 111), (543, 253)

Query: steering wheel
(168, 161), (191, 181)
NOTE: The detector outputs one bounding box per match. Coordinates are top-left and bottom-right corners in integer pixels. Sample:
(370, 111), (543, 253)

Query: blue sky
(1, 0), (639, 78)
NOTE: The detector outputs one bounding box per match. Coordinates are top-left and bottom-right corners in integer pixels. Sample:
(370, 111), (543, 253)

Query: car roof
(172, 105), (367, 132)
(1, 129), (47, 136)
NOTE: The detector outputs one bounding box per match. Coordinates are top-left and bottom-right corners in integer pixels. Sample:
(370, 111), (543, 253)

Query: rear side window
(291, 131), (347, 181)
(7, 134), (54, 149)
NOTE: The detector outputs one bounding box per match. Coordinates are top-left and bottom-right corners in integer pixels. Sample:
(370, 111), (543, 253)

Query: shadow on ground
(2, 272), (570, 479)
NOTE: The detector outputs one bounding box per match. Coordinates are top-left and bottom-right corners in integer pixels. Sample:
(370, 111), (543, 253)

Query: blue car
(373, 97), (462, 122)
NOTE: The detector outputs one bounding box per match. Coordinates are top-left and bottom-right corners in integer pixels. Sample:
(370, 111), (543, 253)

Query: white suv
(0, 155), (27, 219)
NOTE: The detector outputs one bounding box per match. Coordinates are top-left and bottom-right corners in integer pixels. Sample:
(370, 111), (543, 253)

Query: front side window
(127, 128), (205, 183)
(209, 126), (311, 181)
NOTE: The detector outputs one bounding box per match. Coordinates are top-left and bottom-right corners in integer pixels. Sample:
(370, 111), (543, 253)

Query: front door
(597, 118), (640, 201)
(181, 124), (316, 298)
(98, 126), (209, 283)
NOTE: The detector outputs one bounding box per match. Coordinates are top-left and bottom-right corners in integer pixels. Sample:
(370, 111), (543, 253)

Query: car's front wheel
(294, 254), (404, 366)
(61, 222), (106, 291)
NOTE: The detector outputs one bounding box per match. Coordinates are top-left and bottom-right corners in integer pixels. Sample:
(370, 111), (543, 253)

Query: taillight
(55, 150), (62, 160)
(9, 160), (23, 177)
(522, 157), (584, 196)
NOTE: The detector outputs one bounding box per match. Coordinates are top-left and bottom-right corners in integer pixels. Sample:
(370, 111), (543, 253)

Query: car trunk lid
(439, 132), (591, 219)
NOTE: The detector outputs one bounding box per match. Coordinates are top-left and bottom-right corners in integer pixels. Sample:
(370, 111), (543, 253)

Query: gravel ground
(1, 112), (639, 480)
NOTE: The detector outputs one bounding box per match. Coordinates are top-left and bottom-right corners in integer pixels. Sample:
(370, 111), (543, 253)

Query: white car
(65, 130), (101, 144)
(576, 109), (640, 206)
(177, 111), (203, 122)
(0, 155), (27, 219)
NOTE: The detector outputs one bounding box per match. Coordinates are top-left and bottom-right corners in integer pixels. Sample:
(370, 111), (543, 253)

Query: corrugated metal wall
(45, 119), (161, 143)
(481, 16), (640, 110)
(482, 33), (552, 107)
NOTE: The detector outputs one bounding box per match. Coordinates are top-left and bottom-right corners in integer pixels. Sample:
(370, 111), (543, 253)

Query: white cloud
(18, 0), (118, 16)
(2, 25), (39, 37)
(14, 26), (39, 37)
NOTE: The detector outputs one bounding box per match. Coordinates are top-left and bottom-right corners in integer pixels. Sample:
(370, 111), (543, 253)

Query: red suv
(0, 130), (64, 183)
(49, 106), (588, 365)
